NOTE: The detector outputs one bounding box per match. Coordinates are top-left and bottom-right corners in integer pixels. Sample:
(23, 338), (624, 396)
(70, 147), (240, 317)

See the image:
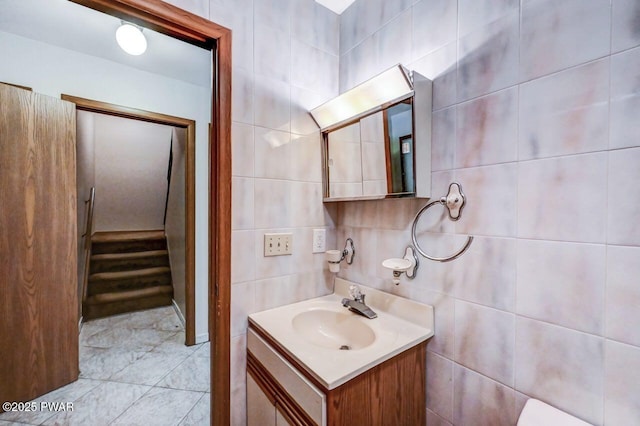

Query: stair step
(90, 250), (169, 273)
(91, 230), (165, 243)
(83, 285), (173, 320)
(88, 267), (171, 295)
(83, 230), (174, 319)
(91, 231), (166, 254)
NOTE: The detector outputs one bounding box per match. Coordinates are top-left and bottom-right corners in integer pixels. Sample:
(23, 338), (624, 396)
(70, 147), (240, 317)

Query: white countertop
(248, 278), (434, 390)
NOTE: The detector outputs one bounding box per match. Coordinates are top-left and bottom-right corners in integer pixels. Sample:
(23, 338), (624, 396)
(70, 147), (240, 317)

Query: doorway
(0, 0), (232, 422)
(64, 95), (198, 345)
(66, 2), (234, 422)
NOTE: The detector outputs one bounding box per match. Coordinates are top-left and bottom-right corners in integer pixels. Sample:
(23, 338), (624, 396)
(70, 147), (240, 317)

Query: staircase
(83, 230), (174, 320)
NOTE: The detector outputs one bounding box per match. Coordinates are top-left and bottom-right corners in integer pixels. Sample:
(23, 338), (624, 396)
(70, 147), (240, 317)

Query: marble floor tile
(111, 388), (203, 426)
(4, 307), (208, 426)
(179, 393), (210, 425)
(156, 353), (210, 392)
(79, 322), (110, 347)
(82, 327), (178, 351)
(79, 344), (103, 365)
(194, 342), (210, 358)
(132, 310), (184, 332)
(43, 382), (150, 426)
(79, 347), (148, 380)
(110, 350), (192, 386)
(79, 319), (110, 337)
(0, 379), (101, 425)
(152, 332), (201, 356)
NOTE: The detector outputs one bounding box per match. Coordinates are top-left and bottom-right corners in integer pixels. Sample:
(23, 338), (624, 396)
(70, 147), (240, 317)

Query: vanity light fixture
(116, 22), (147, 55)
(309, 64), (414, 131)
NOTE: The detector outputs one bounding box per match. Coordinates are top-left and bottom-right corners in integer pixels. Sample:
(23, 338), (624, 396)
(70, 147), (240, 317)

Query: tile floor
(0, 306), (210, 425)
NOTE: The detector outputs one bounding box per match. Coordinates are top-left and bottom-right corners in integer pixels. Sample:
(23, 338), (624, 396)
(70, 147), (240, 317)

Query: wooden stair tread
(91, 250), (168, 261)
(89, 266), (170, 282)
(92, 230), (165, 243)
(83, 229), (173, 320)
(84, 285), (173, 305)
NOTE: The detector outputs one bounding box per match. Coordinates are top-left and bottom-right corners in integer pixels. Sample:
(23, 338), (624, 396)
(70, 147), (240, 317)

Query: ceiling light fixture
(116, 22), (147, 55)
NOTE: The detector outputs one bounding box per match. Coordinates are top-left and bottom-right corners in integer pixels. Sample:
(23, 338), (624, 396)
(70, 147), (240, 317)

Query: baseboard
(196, 333), (209, 344)
(172, 300), (208, 344)
(172, 299), (186, 328)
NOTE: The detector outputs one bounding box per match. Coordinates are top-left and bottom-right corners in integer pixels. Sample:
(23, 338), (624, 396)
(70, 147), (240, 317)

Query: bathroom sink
(291, 309), (376, 350)
(248, 278), (434, 389)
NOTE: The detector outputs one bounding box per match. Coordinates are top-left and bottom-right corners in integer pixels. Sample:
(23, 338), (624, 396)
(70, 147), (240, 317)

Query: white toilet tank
(517, 399), (592, 426)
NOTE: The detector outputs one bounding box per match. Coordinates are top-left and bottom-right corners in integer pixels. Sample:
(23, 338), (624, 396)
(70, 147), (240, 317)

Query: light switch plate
(264, 233), (293, 256)
(312, 229), (326, 253)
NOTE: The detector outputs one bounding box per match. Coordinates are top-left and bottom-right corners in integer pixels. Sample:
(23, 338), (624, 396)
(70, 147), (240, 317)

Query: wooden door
(0, 83), (78, 407)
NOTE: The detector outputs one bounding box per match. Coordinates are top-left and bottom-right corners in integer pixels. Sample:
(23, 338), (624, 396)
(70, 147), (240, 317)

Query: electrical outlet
(264, 233), (293, 256)
(312, 229), (326, 253)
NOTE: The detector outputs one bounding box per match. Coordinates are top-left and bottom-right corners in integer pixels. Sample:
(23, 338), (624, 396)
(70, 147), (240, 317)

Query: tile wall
(166, 0), (640, 424)
(165, 0), (340, 423)
(337, 0), (640, 425)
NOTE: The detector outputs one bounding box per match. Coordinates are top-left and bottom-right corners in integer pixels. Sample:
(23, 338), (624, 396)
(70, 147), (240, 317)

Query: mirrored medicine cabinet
(310, 65), (433, 202)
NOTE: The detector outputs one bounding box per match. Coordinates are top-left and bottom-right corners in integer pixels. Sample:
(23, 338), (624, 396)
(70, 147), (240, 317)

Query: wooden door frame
(61, 94), (198, 346)
(69, 1), (232, 423)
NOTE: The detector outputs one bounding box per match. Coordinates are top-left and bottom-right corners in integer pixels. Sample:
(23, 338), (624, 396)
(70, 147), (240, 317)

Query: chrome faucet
(341, 285), (377, 319)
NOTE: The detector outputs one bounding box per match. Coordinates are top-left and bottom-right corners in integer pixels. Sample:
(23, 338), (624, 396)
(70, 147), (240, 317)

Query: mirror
(324, 98), (418, 200)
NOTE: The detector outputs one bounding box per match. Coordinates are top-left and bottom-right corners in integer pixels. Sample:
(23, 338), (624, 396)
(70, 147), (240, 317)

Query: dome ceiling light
(116, 22), (147, 55)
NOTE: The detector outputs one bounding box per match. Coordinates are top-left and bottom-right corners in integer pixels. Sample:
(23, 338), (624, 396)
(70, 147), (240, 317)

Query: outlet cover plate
(264, 233), (293, 256)
(312, 229), (326, 253)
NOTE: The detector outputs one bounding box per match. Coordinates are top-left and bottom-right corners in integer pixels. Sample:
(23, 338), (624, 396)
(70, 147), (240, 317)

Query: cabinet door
(247, 374), (276, 426)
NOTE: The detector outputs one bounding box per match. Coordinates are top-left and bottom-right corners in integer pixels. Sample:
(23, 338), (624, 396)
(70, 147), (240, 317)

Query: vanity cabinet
(247, 327), (427, 426)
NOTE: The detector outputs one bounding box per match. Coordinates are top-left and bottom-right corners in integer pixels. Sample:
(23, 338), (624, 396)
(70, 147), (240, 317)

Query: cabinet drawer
(248, 328), (326, 426)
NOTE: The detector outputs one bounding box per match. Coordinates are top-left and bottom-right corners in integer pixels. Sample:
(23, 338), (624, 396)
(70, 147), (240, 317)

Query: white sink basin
(291, 309), (376, 350)
(249, 278), (434, 389)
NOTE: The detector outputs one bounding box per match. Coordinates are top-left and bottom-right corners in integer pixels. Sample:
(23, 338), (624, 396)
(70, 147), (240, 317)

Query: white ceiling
(0, 0), (211, 87)
(315, 0), (357, 14)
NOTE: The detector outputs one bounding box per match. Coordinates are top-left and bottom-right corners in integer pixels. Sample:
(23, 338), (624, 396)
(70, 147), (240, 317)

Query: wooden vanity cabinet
(247, 327), (427, 426)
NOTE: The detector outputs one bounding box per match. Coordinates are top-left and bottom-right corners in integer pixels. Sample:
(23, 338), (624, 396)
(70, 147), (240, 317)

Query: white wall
(0, 31), (211, 340)
(93, 114), (171, 232)
(166, 127), (187, 322)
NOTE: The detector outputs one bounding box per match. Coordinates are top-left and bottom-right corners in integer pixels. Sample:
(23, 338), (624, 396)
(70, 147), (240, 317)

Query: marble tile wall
(338, 0), (640, 425)
(164, 0), (340, 424)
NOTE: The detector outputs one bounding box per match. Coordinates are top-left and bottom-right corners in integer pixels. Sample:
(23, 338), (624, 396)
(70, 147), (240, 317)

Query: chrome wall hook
(342, 237), (355, 264)
(411, 182), (474, 262)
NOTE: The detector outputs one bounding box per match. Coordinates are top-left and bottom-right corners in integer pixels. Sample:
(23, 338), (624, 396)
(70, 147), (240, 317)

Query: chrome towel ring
(411, 182), (474, 262)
